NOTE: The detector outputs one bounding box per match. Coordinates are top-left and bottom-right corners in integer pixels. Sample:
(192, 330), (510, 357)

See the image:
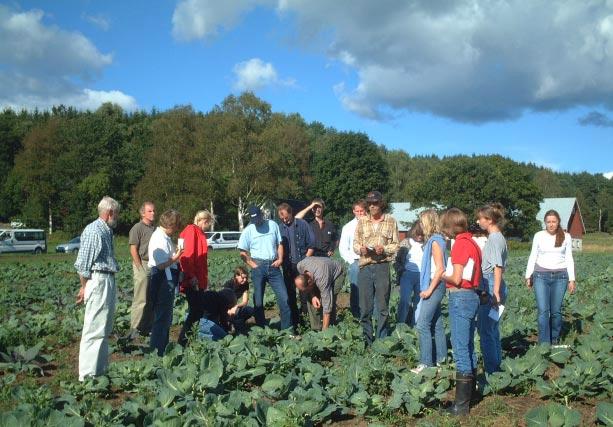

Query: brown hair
(544, 209), (565, 247)
(477, 202), (506, 227)
(277, 202), (293, 214)
(353, 199), (367, 210)
(409, 221), (424, 240)
(419, 209), (441, 240)
(234, 266), (249, 277)
(159, 209), (181, 230)
(440, 208), (468, 238)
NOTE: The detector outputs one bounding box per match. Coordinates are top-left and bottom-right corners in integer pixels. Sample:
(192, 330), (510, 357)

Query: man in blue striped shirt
(74, 196), (120, 381)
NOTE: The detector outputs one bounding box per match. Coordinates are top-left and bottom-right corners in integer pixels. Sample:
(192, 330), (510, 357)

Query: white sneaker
(411, 364), (428, 374)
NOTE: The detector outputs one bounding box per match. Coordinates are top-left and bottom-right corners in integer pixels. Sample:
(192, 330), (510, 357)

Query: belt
(448, 287), (473, 292)
(92, 270), (115, 275)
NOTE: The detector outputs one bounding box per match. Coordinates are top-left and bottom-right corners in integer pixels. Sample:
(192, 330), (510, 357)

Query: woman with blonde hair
(178, 210), (214, 346)
(525, 209), (576, 346)
(148, 209), (183, 355)
(412, 209), (448, 374)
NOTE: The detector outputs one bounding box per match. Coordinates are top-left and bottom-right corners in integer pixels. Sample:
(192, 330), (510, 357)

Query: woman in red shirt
(177, 210), (214, 346)
(441, 208), (482, 416)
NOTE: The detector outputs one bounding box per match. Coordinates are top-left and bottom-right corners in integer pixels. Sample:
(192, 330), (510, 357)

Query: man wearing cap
(339, 199), (367, 318)
(238, 206), (292, 330)
(296, 198), (338, 258)
(294, 257), (345, 331)
(353, 191), (399, 345)
(277, 202), (315, 329)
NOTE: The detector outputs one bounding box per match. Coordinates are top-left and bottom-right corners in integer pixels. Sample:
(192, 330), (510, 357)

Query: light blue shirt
(238, 219), (282, 261)
(74, 218), (119, 279)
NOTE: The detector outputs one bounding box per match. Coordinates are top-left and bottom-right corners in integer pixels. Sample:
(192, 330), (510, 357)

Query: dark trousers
(358, 263), (391, 345)
(231, 306), (255, 334)
(178, 287), (206, 346)
(282, 262), (302, 328)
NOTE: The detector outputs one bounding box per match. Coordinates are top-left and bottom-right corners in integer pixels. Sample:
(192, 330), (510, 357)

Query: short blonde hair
(193, 210), (214, 225)
(419, 209), (440, 240)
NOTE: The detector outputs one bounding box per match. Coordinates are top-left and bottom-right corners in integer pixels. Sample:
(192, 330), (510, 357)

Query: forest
(0, 92), (611, 237)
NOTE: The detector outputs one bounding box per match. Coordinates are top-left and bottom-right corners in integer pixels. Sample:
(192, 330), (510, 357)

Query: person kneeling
(295, 257), (345, 331)
(224, 266), (255, 334)
(191, 288), (237, 342)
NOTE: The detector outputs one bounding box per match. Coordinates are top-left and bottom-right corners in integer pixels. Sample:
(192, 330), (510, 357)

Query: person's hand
(568, 281), (576, 294)
(327, 250), (334, 257)
(227, 306), (238, 317)
(419, 289), (432, 300)
(360, 245), (369, 255)
(525, 278), (532, 289)
(76, 285), (85, 304)
(375, 245), (384, 255)
(492, 292), (501, 308)
(271, 259), (282, 268)
(171, 247), (183, 262)
(311, 296), (321, 309)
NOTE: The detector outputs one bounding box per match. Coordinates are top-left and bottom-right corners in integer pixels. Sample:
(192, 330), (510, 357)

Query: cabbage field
(0, 247), (612, 426)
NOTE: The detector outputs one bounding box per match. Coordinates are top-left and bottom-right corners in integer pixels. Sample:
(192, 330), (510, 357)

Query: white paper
(178, 238), (185, 250)
(488, 304), (505, 321)
(445, 257), (474, 281)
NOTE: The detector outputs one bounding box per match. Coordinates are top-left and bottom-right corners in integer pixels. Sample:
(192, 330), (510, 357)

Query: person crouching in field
(441, 208), (482, 416)
(476, 203), (508, 374)
(75, 196), (120, 381)
(224, 266), (255, 334)
(195, 288), (237, 341)
(147, 210), (183, 356)
(294, 257), (345, 331)
(177, 210), (214, 347)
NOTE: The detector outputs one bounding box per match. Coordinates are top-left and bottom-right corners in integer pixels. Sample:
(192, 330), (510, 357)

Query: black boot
(446, 373), (473, 416)
(471, 368), (481, 404)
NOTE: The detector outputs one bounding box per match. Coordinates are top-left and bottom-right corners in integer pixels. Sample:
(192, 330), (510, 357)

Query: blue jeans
(251, 259), (292, 330)
(533, 271), (568, 344)
(478, 273), (507, 373)
(349, 260), (360, 318)
(416, 283), (447, 366)
(449, 289), (479, 375)
(358, 263), (391, 345)
(198, 318), (228, 341)
(398, 270), (421, 326)
(149, 268), (178, 356)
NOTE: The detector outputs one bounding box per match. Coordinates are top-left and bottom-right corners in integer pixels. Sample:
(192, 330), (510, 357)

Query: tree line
(0, 92), (611, 237)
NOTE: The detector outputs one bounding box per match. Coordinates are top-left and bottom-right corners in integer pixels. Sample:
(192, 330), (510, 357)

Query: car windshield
(69, 237), (80, 243)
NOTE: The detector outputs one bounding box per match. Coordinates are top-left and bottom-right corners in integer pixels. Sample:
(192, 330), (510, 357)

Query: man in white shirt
(338, 199), (367, 318)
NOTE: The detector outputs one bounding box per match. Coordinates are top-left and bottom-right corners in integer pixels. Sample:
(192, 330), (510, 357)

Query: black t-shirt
(224, 279), (249, 300)
(200, 289), (236, 323)
(310, 219), (338, 257)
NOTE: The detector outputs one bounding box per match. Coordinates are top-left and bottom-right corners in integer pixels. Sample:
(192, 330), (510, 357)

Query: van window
(14, 231), (44, 241)
(224, 233), (241, 241)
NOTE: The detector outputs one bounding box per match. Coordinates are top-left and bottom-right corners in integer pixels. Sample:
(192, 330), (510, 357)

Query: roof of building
(389, 202), (442, 230)
(536, 197), (585, 232)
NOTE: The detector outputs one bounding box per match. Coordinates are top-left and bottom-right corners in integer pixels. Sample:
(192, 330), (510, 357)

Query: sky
(1, 0), (612, 176)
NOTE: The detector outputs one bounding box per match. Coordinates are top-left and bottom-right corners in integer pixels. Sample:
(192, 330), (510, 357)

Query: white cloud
(82, 13), (110, 31)
(172, 0), (613, 123)
(604, 172), (613, 179)
(232, 58), (294, 92)
(0, 6), (136, 111)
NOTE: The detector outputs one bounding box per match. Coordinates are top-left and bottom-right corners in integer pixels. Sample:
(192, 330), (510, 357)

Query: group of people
(74, 193), (576, 416)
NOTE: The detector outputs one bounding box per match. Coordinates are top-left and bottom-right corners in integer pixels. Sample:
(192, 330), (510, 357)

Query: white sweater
(525, 230), (575, 281)
(339, 217), (360, 264)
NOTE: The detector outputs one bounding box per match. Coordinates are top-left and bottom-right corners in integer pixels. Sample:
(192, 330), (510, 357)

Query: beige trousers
(130, 263), (153, 333)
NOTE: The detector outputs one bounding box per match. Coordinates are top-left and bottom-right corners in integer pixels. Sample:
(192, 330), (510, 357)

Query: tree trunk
(238, 196), (244, 231)
(210, 200), (215, 231)
(48, 204), (53, 235)
(598, 209), (602, 232)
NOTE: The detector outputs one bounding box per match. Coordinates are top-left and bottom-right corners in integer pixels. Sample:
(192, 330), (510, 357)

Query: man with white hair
(74, 196), (120, 381)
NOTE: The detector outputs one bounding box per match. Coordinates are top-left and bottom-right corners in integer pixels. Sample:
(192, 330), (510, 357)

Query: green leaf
(596, 401), (613, 426)
(525, 405), (549, 426)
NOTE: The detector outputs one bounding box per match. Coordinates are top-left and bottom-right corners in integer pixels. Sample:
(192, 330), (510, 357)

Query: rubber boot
(471, 368), (481, 404)
(446, 372), (473, 416)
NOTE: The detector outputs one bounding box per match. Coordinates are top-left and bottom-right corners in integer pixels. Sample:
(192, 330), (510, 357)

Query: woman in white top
(395, 221), (424, 326)
(148, 209), (183, 356)
(525, 209), (576, 345)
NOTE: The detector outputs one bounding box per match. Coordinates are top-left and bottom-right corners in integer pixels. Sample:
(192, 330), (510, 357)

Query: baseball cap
(365, 191), (383, 203)
(248, 206), (263, 220)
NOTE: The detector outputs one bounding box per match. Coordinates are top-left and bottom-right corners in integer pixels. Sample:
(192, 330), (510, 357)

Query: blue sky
(1, 0), (612, 175)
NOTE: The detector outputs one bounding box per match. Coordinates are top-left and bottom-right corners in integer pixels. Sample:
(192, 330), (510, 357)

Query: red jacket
(179, 224), (208, 292)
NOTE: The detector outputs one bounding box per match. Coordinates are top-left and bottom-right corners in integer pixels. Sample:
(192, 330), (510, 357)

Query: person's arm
(420, 241), (444, 298)
(156, 248), (182, 271)
(492, 266), (503, 305)
(305, 221), (316, 257)
(353, 221), (368, 256)
(525, 233), (540, 288)
(75, 229), (101, 303)
(295, 202), (316, 219)
(240, 250), (258, 269)
(338, 224), (352, 264)
(564, 233), (576, 293)
(179, 227), (198, 286)
(129, 245), (142, 267)
(271, 243), (284, 268)
(238, 290), (249, 308)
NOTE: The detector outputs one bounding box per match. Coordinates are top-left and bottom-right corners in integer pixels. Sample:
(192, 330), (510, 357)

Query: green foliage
(525, 402), (581, 427)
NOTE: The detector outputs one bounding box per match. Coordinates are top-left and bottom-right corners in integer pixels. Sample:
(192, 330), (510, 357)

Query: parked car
(205, 231), (241, 250)
(0, 229), (47, 254)
(56, 237), (81, 254)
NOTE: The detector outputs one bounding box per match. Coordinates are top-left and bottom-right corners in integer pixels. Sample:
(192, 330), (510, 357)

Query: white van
(205, 231), (241, 250)
(0, 229), (47, 254)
